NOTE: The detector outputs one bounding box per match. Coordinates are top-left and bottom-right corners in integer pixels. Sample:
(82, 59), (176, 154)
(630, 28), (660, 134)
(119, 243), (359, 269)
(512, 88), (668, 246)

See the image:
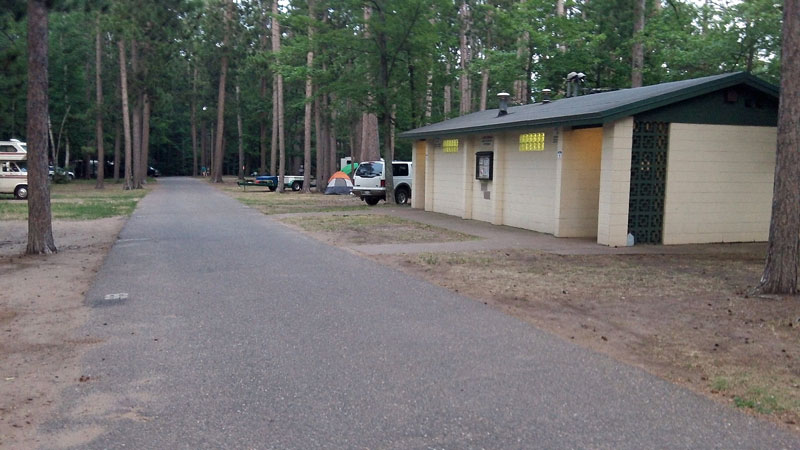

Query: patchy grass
(0, 179), (149, 220)
(214, 177), (369, 215)
(280, 214), (479, 245)
(383, 246), (800, 429)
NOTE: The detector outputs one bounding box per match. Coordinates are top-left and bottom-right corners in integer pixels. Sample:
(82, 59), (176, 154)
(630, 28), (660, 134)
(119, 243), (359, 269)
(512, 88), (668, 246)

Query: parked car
(353, 160), (412, 206)
(148, 166), (160, 177)
(48, 165), (75, 180)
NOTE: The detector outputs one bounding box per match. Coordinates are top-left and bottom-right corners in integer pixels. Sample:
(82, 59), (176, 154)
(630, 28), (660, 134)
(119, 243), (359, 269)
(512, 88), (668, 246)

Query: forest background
(0, 0), (783, 185)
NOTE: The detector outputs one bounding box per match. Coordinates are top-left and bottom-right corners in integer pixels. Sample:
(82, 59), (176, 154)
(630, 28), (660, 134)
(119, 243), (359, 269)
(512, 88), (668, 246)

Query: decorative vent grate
(628, 120), (669, 244)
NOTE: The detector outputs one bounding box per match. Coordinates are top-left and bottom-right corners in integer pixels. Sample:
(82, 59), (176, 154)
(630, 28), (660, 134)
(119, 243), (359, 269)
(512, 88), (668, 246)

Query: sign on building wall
(476, 151), (493, 180)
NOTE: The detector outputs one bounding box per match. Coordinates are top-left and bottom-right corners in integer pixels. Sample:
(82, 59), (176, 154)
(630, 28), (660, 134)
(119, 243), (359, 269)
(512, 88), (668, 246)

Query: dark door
(628, 120), (669, 244)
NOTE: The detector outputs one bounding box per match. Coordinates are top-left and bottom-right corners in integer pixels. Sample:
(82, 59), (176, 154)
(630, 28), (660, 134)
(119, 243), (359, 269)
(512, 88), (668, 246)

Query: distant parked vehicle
(252, 174), (313, 191)
(0, 139), (28, 199)
(49, 165), (75, 180)
(353, 160), (412, 206)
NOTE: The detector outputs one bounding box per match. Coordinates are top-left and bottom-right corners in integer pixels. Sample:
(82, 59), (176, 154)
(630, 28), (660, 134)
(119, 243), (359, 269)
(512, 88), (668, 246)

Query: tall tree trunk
(632, 0), (646, 87)
(315, 92), (324, 192)
(273, 0), (286, 191)
(302, 0), (315, 193)
(390, 104), (396, 158)
(458, 0), (471, 115)
(259, 4), (269, 175)
(513, 0), (530, 106)
(479, 13), (491, 112)
(25, 0), (56, 254)
(556, 0), (566, 53)
(48, 114), (55, 164)
(271, 73), (278, 175)
(328, 103), (337, 179)
(480, 69), (489, 111)
(141, 93), (150, 182)
(131, 40), (142, 188)
(213, 0), (233, 183)
(277, 73), (286, 191)
(132, 95), (142, 188)
(236, 84), (244, 179)
(191, 65), (198, 176)
(408, 60), (418, 127)
(95, 14), (105, 189)
(360, 114), (379, 161)
(444, 62), (452, 116)
(359, 7), (380, 163)
(424, 69), (433, 124)
(200, 123), (206, 173)
(756, 0), (800, 294)
(66, 137), (73, 179)
(113, 120), (120, 181)
(55, 105), (70, 166)
(260, 77), (267, 174)
(376, 24), (394, 204)
(118, 39), (133, 190)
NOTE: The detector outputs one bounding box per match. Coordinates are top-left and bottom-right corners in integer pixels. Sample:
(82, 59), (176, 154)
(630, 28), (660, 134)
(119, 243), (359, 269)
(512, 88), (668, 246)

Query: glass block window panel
(520, 132), (545, 151)
(443, 139), (459, 153)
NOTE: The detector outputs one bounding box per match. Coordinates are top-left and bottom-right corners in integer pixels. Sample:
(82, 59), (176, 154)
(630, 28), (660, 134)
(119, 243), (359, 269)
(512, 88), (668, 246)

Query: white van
(353, 160), (412, 206)
(0, 139), (28, 200)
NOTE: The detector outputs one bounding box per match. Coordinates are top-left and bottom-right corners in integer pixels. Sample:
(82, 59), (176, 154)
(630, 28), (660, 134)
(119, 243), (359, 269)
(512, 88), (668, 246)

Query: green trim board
(636, 86), (778, 126)
(399, 72), (778, 140)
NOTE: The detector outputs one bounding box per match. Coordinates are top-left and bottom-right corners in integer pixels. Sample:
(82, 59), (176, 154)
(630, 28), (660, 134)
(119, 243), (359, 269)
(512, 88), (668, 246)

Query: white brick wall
(663, 124), (776, 244)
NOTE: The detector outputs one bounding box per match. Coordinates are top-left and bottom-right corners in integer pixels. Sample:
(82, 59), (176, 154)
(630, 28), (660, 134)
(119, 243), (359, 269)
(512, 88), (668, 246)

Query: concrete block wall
(555, 127), (603, 237)
(597, 118), (634, 247)
(501, 130), (559, 234)
(411, 140), (427, 209)
(470, 136), (497, 224)
(431, 139), (467, 217)
(663, 124), (776, 244)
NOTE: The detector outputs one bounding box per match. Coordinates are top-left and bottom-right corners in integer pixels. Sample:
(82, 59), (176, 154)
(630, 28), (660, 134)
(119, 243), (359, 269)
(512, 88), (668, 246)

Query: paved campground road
(42, 177), (798, 449)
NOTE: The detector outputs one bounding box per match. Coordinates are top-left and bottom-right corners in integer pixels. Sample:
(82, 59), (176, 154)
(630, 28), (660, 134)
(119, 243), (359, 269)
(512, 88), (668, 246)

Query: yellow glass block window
(442, 139), (459, 153)
(520, 132), (545, 151)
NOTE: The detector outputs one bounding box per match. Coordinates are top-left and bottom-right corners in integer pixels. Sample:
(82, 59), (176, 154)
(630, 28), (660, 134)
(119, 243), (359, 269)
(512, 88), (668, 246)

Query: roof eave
(399, 72), (779, 140)
(398, 113), (609, 140)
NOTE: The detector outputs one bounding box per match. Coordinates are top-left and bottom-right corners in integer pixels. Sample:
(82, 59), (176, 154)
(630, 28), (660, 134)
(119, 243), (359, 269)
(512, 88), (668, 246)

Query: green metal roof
(398, 72), (779, 139)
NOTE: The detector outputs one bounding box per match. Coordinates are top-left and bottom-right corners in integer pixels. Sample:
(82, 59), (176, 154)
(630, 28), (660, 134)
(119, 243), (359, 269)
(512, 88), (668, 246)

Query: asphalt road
(43, 177), (799, 449)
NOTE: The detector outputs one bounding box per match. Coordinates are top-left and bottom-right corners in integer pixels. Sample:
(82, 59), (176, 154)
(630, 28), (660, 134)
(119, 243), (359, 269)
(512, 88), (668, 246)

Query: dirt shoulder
(0, 218), (125, 449)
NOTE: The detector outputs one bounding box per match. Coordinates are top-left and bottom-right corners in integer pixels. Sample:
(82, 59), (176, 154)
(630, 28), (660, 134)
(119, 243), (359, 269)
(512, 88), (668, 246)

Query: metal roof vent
(566, 72), (586, 97)
(541, 89), (552, 104)
(497, 92), (510, 116)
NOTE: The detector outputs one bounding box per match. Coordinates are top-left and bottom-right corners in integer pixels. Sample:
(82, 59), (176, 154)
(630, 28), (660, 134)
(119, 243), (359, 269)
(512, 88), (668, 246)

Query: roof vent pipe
(497, 92), (510, 116)
(542, 89), (552, 104)
(566, 71), (586, 97)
